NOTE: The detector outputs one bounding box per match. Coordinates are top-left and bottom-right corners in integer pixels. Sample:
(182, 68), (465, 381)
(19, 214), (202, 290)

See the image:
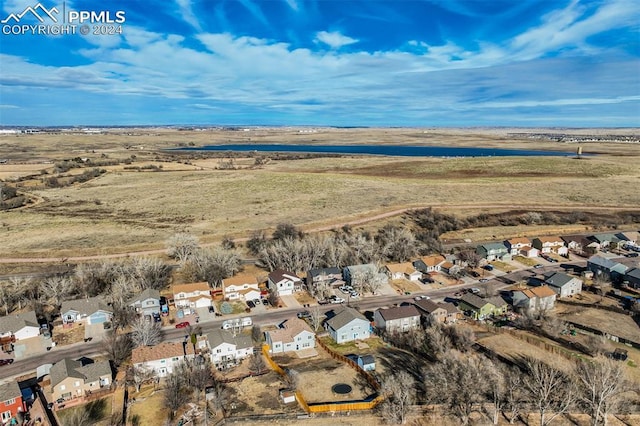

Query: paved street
(0, 259), (587, 382)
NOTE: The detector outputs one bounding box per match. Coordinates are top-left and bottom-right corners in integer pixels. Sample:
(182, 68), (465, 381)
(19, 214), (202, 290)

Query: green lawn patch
(513, 255), (538, 267)
(491, 261), (517, 272)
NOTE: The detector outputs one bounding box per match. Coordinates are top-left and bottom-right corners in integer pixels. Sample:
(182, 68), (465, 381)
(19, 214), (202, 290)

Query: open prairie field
(1, 128), (639, 258)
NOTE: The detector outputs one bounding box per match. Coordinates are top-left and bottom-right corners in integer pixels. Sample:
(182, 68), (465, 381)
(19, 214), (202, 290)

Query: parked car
(534, 264), (544, 269)
(0, 359), (14, 366)
(247, 300), (255, 309)
(331, 297), (345, 304)
(471, 287), (481, 294)
(297, 310), (311, 319)
(152, 312), (162, 322)
(483, 265), (494, 271)
(350, 291), (360, 299)
(262, 299), (269, 306)
(469, 271), (480, 277)
(208, 305), (215, 313)
(253, 299), (261, 306)
(175, 321), (190, 329)
(625, 252), (639, 258)
(479, 278), (489, 283)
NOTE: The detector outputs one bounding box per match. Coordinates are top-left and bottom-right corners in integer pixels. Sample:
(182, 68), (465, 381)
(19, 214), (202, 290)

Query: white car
(350, 292), (360, 299)
(332, 297), (345, 304)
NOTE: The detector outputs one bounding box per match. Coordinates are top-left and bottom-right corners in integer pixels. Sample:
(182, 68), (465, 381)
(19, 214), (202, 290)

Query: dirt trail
(0, 203), (636, 263)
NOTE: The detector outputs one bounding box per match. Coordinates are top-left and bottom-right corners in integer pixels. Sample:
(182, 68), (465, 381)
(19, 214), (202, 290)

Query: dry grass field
(1, 128), (639, 258)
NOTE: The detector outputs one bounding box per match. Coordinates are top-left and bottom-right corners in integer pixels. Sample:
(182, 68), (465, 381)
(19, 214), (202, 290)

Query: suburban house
(519, 246), (540, 258)
(458, 294), (508, 320)
(561, 235), (597, 256)
(306, 267), (343, 289)
(544, 272), (583, 297)
(476, 243), (511, 261)
(588, 233), (623, 249)
(505, 237), (532, 256)
(532, 236), (569, 255)
(413, 255), (446, 273)
(440, 261), (461, 276)
(222, 274), (261, 301)
(445, 253), (468, 267)
(128, 288), (161, 316)
(587, 254), (629, 283)
(0, 381), (24, 425)
(131, 341), (197, 378)
(616, 231), (640, 246)
(267, 270), (302, 297)
(343, 264), (388, 286)
(265, 317), (316, 354)
(373, 306), (421, 333)
(60, 297), (113, 326)
(325, 307), (371, 344)
(0, 311), (40, 342)
(50, 358), (112, 403)
(511, 286), (557, 312)
(624, 268), (640, 289)
(385, 263), (422, 281)
(172, 282), (212, 312)
(414, 299), (460, 324)
(202, 329), (253, 369)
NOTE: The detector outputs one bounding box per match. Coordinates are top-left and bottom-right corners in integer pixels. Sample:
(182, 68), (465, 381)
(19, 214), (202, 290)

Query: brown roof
(268, 269), (301, 283)
(222, 274), (259, 288)
(267, 317), (313, 344)
(535, 236), (563, 244)
(421, 255), (446, 267)
(386, 262), (418, 275)
(516, 285), (557, 299)
(414, 299), (445, 314)
(520, 246), (536, 252)
(172, 282), (210, 294)
(507, 237), (531, 245)
(377, 305), (420, 321)
(131, 341), (196, 364)
(441, 261), (455, 269)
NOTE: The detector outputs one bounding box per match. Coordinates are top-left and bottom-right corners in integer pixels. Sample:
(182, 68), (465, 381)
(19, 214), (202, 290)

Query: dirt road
(0, 203), (635, 263)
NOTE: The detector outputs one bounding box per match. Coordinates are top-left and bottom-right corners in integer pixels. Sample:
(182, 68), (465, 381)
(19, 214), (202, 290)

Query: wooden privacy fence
(315, 337), (381, 392)
(261, 342), (384, 414)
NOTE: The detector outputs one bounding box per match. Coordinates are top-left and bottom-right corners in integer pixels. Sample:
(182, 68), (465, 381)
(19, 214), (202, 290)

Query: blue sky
(0, 0), (639, 126)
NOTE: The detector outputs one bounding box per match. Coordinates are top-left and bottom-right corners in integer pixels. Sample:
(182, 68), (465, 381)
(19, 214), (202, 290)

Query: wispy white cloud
(315, 30), (358, 49)
(175, 0), (202, 32)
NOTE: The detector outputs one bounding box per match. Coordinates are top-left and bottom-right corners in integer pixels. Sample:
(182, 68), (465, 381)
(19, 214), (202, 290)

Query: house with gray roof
(325, 307), (371, 344)
(476, 243), (511, 261)
(0, 310), (39, 341)
(625, 268), (640, 289)
(544, 272), (583, 297)
(616, 231), (640, 245)
(458, 294), (508, 320)
(373, 306), (421, 333)
(128, 288), (161, 316)
(60, 296), (113, 325)
(265, 317), (315, 354)
(203, 329), (253, 369)
(50, 358), (111, 402)
(414, 299), (460, 324)
(588, 233), (623, 248)
(587, 255), (629, 283)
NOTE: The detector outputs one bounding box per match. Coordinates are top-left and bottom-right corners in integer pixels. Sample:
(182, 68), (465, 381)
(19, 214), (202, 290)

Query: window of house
(2, 411), (11, 421)
(60, 385), (66, 391)
(146, 301), (154, 305)
(172, 357), (178, 361)
(4, 398), (15, 406)
(74, 381), (80, 387)
(217, 349), (221, 353)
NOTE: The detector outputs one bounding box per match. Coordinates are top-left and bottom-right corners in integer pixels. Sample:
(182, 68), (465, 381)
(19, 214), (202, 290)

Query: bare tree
(251, 325), (262, 343)
(522, 358), (576, 426)
(379, 370), (416, 424)
(504, 366), (525, 424)
(166, 232), (200, 264)
(0, 280), (15, 315)
(164, 368), (190, 420)
(575, 357), (633, 426)
(484, 361), (506, 425)
(584, 335), (611, 357)
(309, 305), (323, 331)
(40, 275), (73, 307)
(189, 356), (214, 402)
(127, 365), (155, 392)
(458, 249), (481, 269)
(424, 353), (492, 426)
(102, 331), (133, 368)
(110, 301), (137, 331)
(442, 324), (475, 353)
(206, 380), (230, 417)
(182, 246), (240, 288)
(272, 223), (303, 241)
(248, 352), (266, 375)
(376, 225), (421, 262)
(246, 230), (267, 255)
(283, 368), (300, 390)
(131, 316), (163, 347)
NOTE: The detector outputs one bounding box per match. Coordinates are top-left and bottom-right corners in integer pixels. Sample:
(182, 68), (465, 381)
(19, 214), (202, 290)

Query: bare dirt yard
(273, 347), (377, 404)
(557, 306), (640, 344)
(225, 371), (297, 417)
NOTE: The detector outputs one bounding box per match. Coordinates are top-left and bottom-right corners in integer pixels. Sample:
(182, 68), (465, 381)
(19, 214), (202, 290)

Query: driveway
(280, 295), (301, 309)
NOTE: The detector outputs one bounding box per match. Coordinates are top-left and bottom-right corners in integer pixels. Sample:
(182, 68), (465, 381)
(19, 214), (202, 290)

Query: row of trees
(380, 323), (637, 425)
(0, 256), (171, 320)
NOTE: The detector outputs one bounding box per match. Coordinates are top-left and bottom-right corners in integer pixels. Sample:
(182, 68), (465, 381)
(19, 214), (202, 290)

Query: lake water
(176, 144), (575, 157)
